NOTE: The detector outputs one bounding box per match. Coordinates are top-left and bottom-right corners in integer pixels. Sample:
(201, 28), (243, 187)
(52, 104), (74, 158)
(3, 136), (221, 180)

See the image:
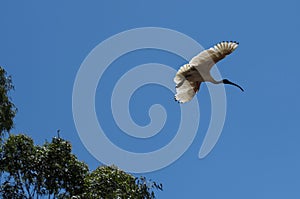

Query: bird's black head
(222, 79), (244, 92)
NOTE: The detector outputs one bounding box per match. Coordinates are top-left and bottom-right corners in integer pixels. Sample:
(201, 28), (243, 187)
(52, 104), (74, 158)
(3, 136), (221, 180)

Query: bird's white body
(174, 41), (240, 103)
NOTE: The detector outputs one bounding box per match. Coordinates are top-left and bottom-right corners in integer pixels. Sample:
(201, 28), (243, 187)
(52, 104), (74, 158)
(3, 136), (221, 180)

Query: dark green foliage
(40, 137), (88, 198)
(79, 165), (162, 199)
(0, 134), (36, 198)
(0, 135), (161, 199)
(0, 134), (88, 199)
(0, 67), (17, 140)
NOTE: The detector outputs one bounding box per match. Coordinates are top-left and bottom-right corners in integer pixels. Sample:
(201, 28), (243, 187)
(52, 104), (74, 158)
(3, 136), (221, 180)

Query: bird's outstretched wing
(174, 41), (239, 103)
(189, 41), (239, 70)
(174, 64), (202, 103)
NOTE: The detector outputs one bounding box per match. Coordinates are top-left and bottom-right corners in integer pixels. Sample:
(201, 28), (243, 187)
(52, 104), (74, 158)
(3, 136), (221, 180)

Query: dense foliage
(81, 165), (162, 199)
(0, 135), (162, 199)
(0, 67), (17, 140)
(0, 134), (88, 199)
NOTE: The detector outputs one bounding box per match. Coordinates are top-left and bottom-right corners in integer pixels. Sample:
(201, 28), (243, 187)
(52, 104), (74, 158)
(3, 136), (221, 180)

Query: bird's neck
(209, 79), (223, 84)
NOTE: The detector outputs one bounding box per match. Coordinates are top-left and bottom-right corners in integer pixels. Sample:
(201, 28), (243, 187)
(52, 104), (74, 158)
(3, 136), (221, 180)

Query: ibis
(174, 41), (243, 103)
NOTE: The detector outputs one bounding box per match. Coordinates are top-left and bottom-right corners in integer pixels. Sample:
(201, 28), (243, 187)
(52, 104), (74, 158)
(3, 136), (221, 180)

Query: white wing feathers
(189, 41), (239, 69)
(174, 64), (201, 103)
(174, 41), (239, 103)
(174, 78), (199, 103)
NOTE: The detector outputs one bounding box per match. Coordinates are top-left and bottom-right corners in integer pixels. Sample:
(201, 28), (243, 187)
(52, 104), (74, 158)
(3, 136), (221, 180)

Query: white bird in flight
(174, 41), (244, 103)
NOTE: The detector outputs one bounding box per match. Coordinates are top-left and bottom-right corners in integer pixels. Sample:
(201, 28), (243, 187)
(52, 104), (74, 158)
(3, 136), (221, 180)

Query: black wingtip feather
(216, 40), (239, 47)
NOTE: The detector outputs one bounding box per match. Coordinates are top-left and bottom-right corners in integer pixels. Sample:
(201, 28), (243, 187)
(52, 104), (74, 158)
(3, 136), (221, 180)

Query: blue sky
(1, 0), (300, 198)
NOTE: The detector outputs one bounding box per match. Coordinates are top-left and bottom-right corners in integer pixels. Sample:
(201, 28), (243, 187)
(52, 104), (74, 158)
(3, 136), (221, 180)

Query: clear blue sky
(1, 1), (300, 198)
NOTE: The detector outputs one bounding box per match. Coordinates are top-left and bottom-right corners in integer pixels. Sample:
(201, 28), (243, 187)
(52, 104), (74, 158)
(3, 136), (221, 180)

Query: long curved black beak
(223, 79), (244, 92)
